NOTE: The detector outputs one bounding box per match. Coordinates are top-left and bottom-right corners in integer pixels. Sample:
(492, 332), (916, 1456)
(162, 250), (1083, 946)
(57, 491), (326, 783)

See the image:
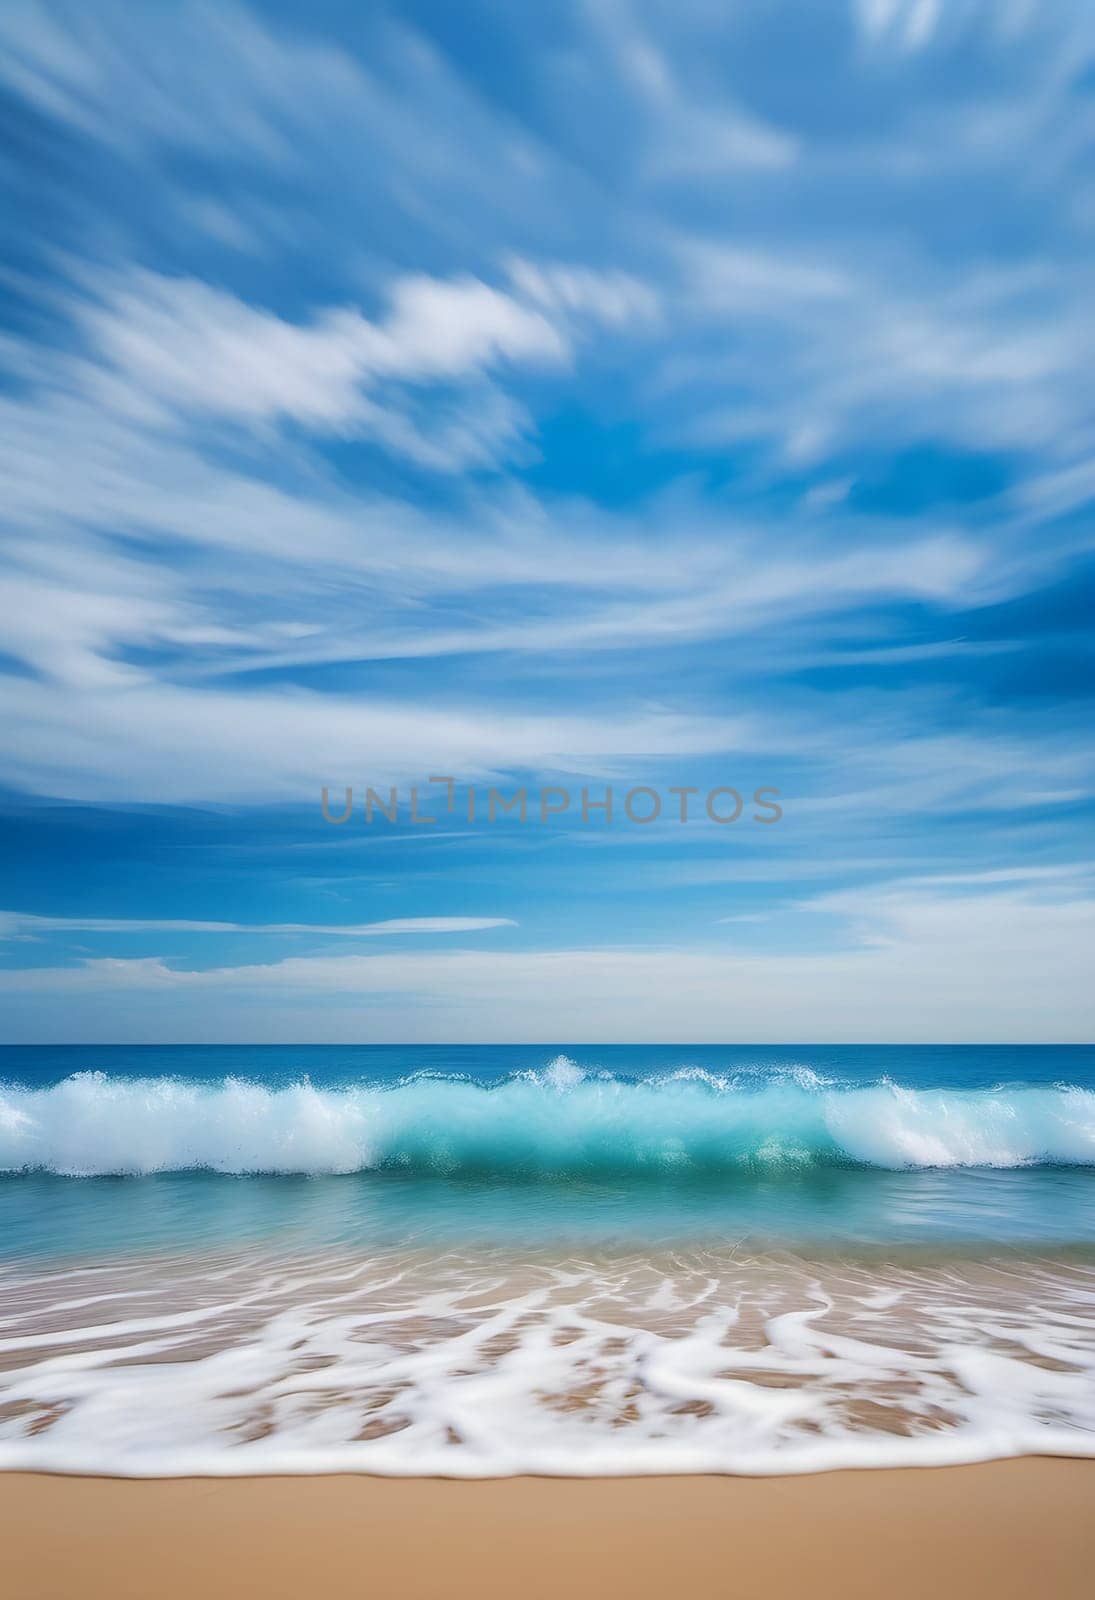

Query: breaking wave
(2, 1060), (1095, 1177)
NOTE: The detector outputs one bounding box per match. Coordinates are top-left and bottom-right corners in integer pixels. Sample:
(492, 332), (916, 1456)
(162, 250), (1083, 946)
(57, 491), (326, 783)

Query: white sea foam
(1, 1070), (1094, 1176)
(2, 1245), (1095, 1476)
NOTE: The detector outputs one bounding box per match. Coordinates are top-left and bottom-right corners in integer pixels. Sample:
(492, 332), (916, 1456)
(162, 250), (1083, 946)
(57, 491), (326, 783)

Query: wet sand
(4, 1460), (1094, 1600)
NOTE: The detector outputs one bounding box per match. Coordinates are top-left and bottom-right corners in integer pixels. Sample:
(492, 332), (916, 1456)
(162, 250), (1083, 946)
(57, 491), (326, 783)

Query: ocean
(2, 1043), (1094, 1475)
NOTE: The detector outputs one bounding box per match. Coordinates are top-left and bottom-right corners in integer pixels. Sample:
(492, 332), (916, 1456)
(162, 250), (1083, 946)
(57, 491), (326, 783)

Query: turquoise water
(3, 1044), (1094, 1259)
(4, 1045), (1095, 1476)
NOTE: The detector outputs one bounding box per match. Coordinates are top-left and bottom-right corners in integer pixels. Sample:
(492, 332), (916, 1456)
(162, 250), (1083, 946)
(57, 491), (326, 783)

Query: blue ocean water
(3, 1043), (1094, 1259)
(4, 1045), (1095, 1476)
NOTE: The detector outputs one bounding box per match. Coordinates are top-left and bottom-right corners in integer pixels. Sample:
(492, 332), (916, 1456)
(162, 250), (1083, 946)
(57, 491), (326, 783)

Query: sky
(0, 0), (1093, 1043)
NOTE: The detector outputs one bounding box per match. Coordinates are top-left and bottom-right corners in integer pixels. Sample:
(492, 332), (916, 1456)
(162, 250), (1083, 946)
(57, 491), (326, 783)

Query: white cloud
(680, 243), (852, 313)
(0, 0), (378, 161)
(589, 0), (798, 174)
(0, 674), (750, 801)
(10, 253), (655, 479)
(74, 264), (650, 440)
(675, 241), (1095, 468)
(1, 881), (1091, 1041)
(0, 284), (1082, 809)
(0, 249), (1027, 810)
(0, 912), (517, 940)
(0, 0), (1091, 838)
(506, 259), (659, 325)
(855, 0), (943, 53)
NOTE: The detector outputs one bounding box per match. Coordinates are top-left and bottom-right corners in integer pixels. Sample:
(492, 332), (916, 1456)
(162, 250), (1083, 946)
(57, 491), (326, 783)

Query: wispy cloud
(1, 0), (1093, 1038)
(1, 880), (1090, 1042)
(69, 262), (655, 461)
(0, 912), (517, 941)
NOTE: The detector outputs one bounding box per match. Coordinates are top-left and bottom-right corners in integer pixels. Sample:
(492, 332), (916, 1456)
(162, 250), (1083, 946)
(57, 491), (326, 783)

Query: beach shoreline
(5, 1461), (1094, 1600)
(5, 1241), (1095, 1478)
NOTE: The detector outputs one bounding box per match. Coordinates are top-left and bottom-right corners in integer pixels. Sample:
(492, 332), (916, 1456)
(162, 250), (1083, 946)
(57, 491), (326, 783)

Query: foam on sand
(2, 1244), (1095, 1475)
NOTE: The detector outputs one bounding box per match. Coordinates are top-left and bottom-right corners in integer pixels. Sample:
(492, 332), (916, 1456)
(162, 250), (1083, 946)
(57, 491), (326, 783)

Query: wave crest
(2, 1070), (1095, 1177)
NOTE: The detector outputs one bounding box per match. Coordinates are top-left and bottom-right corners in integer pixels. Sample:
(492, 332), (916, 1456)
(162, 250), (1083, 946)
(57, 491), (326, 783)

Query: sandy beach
(5, 1461), (1095, 1600)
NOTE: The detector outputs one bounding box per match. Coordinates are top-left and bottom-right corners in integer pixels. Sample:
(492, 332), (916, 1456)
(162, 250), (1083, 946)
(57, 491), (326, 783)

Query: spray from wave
(2, 1059), (1094, 1177)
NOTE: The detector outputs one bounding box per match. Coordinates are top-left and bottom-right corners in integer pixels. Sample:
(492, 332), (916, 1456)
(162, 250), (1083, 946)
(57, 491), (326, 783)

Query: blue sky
(0, 0), (1093, 1041)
